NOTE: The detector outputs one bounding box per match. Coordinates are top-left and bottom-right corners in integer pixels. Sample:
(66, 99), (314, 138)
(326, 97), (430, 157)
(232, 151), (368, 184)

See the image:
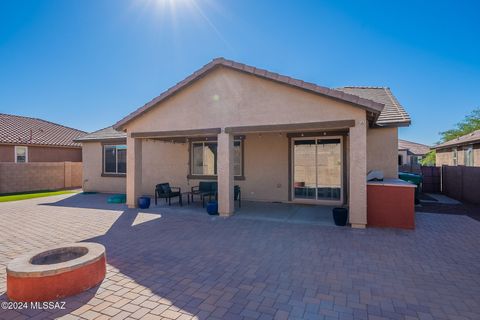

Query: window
(398, 155), (403, 166)
(453, 148), (458, 166)
(411, 156), (421, 165)
(15, 146), (28, 163)
(190, 140), (243, 177)
(103, 145), (127, 174)
(464, 145), (474, 166)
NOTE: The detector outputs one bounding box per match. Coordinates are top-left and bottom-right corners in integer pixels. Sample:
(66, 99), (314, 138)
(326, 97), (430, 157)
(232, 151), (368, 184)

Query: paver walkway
(0, 193), (479, 320)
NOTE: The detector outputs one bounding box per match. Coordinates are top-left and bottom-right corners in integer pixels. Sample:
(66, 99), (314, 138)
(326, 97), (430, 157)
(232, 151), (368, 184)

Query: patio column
(217, 131), (234, 216)
(349, 119), (367, 228)
(126, 135), (142, 208)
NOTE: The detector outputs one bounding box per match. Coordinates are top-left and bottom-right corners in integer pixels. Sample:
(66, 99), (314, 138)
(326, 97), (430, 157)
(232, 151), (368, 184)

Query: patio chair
(155, 183), (182, 206)
(191, 181), (217, 207)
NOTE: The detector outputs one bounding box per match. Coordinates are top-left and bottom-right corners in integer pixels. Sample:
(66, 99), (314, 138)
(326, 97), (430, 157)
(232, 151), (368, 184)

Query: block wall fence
(0, 162), (82, 194)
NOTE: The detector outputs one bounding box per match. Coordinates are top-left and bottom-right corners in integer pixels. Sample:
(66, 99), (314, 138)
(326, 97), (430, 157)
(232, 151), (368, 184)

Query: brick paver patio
(1, 193), (480, 320)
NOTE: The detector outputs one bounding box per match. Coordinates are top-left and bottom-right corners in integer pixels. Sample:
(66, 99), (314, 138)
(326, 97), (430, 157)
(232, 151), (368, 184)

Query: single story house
(0, 113), (85, 163)
(433, 129), (480, 166)
(398, 139), (430, 166)
(76, 58), (411, 228)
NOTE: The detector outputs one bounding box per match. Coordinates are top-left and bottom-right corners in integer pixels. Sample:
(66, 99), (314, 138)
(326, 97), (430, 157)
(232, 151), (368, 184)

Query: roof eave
(433, 138), (480, 150)
(374, 120), (411, 128)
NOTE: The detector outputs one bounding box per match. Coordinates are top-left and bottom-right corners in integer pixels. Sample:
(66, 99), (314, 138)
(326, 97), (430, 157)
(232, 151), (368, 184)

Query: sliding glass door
(293, 137), (342, 203)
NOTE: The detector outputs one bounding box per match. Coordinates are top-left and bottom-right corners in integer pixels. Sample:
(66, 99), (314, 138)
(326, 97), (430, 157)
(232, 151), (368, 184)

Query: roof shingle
(74, 126), (126, 142)
(336, 87), (411, 126)
(0, 113), (86, 147)
(398, 139), (430, 155)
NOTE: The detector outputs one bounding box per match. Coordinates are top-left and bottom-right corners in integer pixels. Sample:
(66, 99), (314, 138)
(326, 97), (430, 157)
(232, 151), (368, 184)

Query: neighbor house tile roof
(336, 87), (411, 126)
(0, 113), (86, 147)
(432, 129), (480, 150)
(74, 126), (126, 142)
(114, 57), (393, 130)
(398, 139), (430, 155)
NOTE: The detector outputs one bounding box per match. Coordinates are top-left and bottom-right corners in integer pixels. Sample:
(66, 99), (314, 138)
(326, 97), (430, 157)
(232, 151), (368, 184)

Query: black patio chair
(191, 181), (217, 207)
(155, 183), (182, 206)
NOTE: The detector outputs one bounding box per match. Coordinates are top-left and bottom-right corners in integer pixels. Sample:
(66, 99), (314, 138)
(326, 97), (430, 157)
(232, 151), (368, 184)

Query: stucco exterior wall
(366, 127), (398, 179)
(82, 142), (126, 193)
(125, 67), (365, 133)
(436, 144), (480, 167)
(0, 145), (14, 162)
(238, 133), (289, 202)
(82, 133), (349, 202)
(0, 144), (82, 162)
(436, 149), (452, 166)
(141, 140), (189, 195)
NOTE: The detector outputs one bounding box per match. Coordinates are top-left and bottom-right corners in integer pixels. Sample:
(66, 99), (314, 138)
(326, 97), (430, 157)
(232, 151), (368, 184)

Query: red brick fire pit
(7, 242), (106, 302)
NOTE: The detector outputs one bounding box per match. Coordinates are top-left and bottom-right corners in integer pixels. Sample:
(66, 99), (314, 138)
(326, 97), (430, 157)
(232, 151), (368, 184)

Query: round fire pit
(7, 242), (106, 302)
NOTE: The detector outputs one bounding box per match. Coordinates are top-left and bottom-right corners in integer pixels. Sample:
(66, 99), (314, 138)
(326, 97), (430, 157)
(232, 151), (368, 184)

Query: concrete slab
(233, 201), (335, 226)
(425, 193), (462, 205)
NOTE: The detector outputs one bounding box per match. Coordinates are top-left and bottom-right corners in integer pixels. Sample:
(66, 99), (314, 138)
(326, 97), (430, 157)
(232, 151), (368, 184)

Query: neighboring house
(0, 113), (85, 162)
(398, 139), (430, 166)
(76, 58), (411, 228)
(433, 129), (480, 166)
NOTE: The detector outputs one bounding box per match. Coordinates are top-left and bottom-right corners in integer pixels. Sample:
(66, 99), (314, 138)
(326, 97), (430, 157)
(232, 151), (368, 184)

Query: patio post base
(351, 223), (366, 229)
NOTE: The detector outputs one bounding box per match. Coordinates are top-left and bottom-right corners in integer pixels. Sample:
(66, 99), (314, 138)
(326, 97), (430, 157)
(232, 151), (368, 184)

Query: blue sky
(1, 0), (479, 145)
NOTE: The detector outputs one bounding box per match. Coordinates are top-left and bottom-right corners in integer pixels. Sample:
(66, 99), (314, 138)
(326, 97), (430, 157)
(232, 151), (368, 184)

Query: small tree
(440, 108), (480, 142)
(420, 150), (436, 166)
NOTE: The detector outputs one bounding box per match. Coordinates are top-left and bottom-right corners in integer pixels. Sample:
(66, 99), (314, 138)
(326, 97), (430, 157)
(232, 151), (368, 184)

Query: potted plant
(332, 207), (348, 226)
(137, 196), (151, 209)
(206, 200), (218, 215)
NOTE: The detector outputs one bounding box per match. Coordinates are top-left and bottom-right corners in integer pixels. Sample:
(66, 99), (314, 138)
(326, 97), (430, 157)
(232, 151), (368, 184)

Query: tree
(440, 108), (480, 142)
(420, 150), (436, 166)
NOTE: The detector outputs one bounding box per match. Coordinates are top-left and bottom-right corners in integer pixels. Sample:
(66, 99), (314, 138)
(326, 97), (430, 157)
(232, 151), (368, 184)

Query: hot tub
(7, 242), (106, 302)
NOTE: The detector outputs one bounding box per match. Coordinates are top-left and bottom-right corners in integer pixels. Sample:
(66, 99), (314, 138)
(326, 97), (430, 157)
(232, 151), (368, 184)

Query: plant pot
(206, 201), (218, 215)
(332, 207), (348, 226)
(137, 196), (151, 209)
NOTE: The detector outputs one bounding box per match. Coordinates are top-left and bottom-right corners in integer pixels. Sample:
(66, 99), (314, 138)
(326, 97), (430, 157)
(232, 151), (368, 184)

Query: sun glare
(133, 0), (231, 49)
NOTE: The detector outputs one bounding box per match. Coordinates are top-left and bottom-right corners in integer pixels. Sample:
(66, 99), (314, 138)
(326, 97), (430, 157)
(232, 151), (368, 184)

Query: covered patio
(124, 118), (367, 227)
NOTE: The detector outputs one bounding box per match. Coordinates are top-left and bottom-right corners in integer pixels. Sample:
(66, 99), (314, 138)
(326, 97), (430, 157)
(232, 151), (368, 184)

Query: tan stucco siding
(367, 127), (398, 178)
(140, 135), (289, 202)
(238, 133), (289, 202)
(436, 149), (452, 166)
(82, 142), (126, 193)
(436, 144), (480, 167)
(125, 67), (365, 133)
(140, 140), (189, 195)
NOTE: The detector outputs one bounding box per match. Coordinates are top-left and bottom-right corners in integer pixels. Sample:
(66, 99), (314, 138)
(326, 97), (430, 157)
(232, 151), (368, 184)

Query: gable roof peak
(114, 58), (386, 130)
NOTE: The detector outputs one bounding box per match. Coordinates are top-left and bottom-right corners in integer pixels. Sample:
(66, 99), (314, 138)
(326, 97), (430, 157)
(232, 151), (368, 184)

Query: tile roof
(432, 129), (480, 150)
(74, 126), (126, 142)
(336, 87), (411, 126)
(398, 139), (430, 155)
(0, 113), (86, 147)
(114, 58), (388, 130)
